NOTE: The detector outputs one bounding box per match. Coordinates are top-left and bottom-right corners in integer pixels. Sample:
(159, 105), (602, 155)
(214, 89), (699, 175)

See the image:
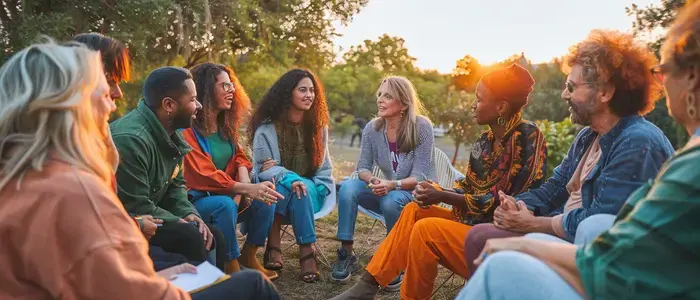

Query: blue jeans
(573, 214), (616, 244)
(336, 178), (413, 241)
(192, 194), (275, 261)
(274, 183), (316, 245)
(457, 233), (583, 300)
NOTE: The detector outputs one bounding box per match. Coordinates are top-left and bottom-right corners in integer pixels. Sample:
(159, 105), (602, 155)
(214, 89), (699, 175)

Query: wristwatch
(395, 180), (402, 190)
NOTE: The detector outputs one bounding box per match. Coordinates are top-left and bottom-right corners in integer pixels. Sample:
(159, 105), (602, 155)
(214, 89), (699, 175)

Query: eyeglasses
(650, 63), (671, 84)
(221, 82), (235, 93)
(565, 80), (596, 94)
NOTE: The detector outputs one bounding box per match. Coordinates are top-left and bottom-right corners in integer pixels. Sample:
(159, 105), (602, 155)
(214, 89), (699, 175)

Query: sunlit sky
(333, 0), (657, 73)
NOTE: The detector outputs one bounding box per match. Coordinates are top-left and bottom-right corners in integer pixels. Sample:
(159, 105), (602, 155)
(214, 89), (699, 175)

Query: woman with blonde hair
(0, 41), (279, 299)
(457, 2), (700, 299)
(332, 76), (435, 285)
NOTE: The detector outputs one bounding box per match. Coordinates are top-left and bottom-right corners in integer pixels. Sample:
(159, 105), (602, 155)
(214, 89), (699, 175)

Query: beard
(172, 109), (194, 129)
(567, 95), (596, 126)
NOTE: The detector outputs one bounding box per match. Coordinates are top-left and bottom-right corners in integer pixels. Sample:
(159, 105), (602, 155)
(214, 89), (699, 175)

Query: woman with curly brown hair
(182, 63), (283, 278)
(249, 68), (334, 283)
(456, 2), (700, 296)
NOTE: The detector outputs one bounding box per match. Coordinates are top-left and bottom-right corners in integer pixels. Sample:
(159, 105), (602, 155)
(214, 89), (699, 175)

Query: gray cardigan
(356, 116), (435, 181)
(251, 122), (334, 197)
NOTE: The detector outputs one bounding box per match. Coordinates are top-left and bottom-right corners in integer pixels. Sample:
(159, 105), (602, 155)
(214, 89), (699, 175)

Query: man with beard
(110, 67), (218, 267)
(463, 29), (676, 278)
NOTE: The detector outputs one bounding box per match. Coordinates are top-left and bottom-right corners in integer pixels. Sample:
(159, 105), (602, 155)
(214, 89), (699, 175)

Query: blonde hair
(373, 76), (429, 153)
(0, 39), (117, 191)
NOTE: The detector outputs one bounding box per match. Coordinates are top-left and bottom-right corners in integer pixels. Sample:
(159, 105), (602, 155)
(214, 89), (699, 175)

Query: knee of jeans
(205, 195), (237, 211)
(524, 232), (557, 241)
(575, 214), (615, 241)
(338, 179), (365, 201)
(380, 194), (406, 214)
(480, 251), (527, 278)
(576, 214), (614, 233)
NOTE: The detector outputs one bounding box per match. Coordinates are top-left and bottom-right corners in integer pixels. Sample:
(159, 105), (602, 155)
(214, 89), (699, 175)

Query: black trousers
(191, 269), (281, 300)
(350, 132), (362, 147)
(149, 222), (228, 271)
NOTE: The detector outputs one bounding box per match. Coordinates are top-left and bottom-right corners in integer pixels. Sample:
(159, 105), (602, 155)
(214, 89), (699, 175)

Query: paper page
(169, 261), (225, 292)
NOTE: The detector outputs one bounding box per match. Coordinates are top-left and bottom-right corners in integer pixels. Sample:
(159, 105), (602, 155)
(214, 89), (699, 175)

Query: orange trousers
(366, 202), (471, 300)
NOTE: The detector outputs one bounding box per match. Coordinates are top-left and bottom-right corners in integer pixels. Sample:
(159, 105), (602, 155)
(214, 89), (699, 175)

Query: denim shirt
(516, 115), (675, 240)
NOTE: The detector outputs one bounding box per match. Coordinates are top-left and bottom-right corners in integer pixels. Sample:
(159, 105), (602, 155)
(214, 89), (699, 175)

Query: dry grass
(253, 210), (465, 300)
(247, 137), (466, 299)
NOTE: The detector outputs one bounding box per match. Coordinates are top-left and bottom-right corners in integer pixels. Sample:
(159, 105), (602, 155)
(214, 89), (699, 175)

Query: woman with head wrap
(330, 64), (548, 300)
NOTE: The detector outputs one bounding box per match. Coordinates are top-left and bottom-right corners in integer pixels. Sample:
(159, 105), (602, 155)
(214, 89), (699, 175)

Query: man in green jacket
(110, 66), (214, 261)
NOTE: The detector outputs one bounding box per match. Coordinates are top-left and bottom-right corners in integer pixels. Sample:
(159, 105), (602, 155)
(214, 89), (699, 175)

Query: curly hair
(562, 29), (661, 116)
(248, 68), (330, 171)
(190, 63), (251, 143)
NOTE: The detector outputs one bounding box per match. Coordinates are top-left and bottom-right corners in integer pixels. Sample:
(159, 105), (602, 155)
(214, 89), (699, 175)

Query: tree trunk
(452, 142), (461, 165)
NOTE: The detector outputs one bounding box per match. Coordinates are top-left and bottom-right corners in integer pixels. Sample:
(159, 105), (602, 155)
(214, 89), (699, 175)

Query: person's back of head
(72, 33), (130, 83)
(72, 33), (130, 101)
(0, 39), (115, 191)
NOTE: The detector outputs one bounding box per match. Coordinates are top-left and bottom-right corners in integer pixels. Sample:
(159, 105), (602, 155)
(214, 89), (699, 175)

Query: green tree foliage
(438, 90), (481, 164)
(536, 118), (582, 177)
(331, 115), (356, 147)
(0, 0), (368, 71)
(627, 0), (689, 148)
(451, 54), (483, 92)
(342, 34), (417, 74)
(523, 60), (570, 122)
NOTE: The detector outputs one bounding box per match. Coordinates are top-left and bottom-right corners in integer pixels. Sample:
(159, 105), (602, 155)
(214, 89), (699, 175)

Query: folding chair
(340, 147), (465, 259)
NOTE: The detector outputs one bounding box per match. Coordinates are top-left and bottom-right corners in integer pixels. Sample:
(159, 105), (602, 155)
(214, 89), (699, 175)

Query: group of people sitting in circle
(1, 2), (699, 299)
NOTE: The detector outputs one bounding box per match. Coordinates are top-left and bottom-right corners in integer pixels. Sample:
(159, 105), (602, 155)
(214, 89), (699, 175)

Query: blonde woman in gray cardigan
(332, 76), (435, 285)
(248, 69), (334, 283)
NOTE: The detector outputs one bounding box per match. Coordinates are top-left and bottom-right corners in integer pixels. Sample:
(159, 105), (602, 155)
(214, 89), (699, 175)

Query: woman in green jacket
(457, 2), (700, 299)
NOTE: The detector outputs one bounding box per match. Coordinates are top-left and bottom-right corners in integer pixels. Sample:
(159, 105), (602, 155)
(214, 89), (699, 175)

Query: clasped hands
(366, 177), (396, 196)
(412, 180), (443, 208)
(493, 191), (536, 232)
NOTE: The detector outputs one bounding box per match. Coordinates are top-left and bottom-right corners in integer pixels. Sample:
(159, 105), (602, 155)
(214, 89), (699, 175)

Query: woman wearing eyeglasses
(182, 63), (283, 278)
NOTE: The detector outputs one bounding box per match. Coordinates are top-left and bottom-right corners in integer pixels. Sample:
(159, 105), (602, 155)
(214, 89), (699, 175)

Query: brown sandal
(298, 251), (321, 283)
(263, 246), (283, 271)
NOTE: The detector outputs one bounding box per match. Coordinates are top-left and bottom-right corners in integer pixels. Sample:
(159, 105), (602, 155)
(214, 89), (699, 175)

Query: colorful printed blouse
(452, 113), (547, 225)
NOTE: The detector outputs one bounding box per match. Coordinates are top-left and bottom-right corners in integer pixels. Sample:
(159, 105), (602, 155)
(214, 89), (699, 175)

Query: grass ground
(248, 134), (467, 299)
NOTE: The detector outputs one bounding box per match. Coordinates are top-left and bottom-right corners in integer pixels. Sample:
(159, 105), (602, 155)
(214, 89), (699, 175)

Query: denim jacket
(516, 115), (675, 240)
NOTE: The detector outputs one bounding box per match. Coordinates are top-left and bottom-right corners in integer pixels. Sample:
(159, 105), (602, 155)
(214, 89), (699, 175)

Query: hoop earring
(685, 91), (698, 120)
(497, 113), (506, 126)
(687, 93), (697, 120)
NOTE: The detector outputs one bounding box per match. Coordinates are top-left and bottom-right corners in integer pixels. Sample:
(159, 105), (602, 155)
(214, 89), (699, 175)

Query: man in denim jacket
(464, 30), (675, 276)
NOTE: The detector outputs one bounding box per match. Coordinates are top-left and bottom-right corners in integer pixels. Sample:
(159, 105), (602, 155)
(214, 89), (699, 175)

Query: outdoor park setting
(1, 0), (698, 299)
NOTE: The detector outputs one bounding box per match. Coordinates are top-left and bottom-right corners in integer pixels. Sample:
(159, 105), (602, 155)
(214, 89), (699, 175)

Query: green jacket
(576, 141), (700, 299)
(110, 100), (199, 223)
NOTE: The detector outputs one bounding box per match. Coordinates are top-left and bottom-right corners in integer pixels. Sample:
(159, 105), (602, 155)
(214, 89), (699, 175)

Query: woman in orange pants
(331, 64), (548, 300)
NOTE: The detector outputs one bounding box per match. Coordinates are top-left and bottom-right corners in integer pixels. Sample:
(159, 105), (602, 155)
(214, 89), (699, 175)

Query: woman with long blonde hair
(0, 41), (279, 300)
(332, 76), (435, 285)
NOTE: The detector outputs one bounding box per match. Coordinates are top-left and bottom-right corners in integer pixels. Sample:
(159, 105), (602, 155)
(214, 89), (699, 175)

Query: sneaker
(331, 248), (361, 284)
(383, 272), (403, 292)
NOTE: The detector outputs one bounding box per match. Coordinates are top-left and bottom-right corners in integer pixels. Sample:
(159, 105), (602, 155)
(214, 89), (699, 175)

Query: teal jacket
(576, 138), (700, 299)
(110, 100), (199, 223)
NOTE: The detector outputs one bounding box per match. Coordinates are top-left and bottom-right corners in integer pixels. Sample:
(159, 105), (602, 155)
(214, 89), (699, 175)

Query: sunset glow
(334, 0), (657, 72)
